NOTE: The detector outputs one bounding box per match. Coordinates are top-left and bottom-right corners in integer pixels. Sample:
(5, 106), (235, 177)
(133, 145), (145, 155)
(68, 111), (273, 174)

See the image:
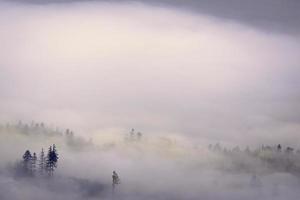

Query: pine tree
(22, 150), (32, 175)
(32, 152), (37, 175)
(39, 148), (46, 175)
(51, 144), (58, 170)
(46, 144), (59, 176)
(46, 146), (53, 176)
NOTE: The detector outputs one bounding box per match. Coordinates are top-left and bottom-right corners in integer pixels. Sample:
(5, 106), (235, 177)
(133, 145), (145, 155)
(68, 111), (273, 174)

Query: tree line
(207, 143), (300, 175)
(16, 144), (59, 177)
(0, 120), (64, 137)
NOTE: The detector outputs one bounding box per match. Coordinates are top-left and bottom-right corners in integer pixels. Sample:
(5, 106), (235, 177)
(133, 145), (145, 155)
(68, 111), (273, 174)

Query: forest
(1, 121), (300, 200)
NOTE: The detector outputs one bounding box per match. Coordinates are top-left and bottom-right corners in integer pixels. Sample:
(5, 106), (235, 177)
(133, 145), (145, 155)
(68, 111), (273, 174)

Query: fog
(1, 1), (300, 145)
(1, 123), (300, 200)
(0, 1), (300, 199)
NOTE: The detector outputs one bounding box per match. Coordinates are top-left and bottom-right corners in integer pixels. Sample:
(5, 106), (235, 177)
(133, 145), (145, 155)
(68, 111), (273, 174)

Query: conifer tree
(39, 148), (46, 175)
(22, 150), (32, 175)
(52, 144), (58, 167)
(32, 152), (37, 175)
(46, 144), (59, 176)
(46, 146), (53, 176)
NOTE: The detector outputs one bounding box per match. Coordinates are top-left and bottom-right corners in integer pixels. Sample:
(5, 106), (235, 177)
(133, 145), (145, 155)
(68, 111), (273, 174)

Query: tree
(39, 148), (46, 175)
(46, 146), (53, 176)
(52, 144), (58, 164)
(130, 128), (135, 140)
(32, 152), (37, 174)
(112, 171), (121, 196)
(277, 144), (282, 152)
(46, 144), (59, 176)
(137, 132), (142, 141)
(22, 150), (32, 175)
(285, 147), (294, 154)
(213, 143), (222, 152)
(112, 171), (120, 185)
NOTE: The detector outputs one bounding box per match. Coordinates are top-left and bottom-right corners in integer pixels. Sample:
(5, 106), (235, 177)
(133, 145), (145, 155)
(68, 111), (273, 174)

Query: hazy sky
(4, 0), (300, 34)
(0, 0), (299, 145)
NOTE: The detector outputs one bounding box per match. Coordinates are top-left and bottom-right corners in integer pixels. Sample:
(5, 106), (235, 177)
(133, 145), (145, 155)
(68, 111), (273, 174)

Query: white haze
(0, 1), (300, 145)
(1, 125), (300, 200)
(0, 2), (300, 199)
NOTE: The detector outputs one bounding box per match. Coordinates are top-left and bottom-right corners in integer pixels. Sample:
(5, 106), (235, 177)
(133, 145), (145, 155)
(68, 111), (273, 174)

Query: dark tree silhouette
(22, 150), (32, 175)
(32, 152), (37, 174)
(277, 144), (282, 152)
(112, 171), (120, 185)
(46, 144), (59, 176)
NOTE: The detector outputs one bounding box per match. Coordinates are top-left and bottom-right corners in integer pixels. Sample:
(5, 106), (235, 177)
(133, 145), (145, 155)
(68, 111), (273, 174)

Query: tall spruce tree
(46, 144), (59, 176)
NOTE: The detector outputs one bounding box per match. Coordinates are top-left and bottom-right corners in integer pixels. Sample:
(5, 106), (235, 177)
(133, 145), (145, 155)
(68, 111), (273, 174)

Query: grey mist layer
(0, 1), (300, 200)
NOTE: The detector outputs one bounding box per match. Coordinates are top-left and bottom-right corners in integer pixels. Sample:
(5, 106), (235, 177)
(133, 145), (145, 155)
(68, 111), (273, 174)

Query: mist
(0, 1), (300, 199)
(1, 1), (299, 144)
(1, 122), (300, 200)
